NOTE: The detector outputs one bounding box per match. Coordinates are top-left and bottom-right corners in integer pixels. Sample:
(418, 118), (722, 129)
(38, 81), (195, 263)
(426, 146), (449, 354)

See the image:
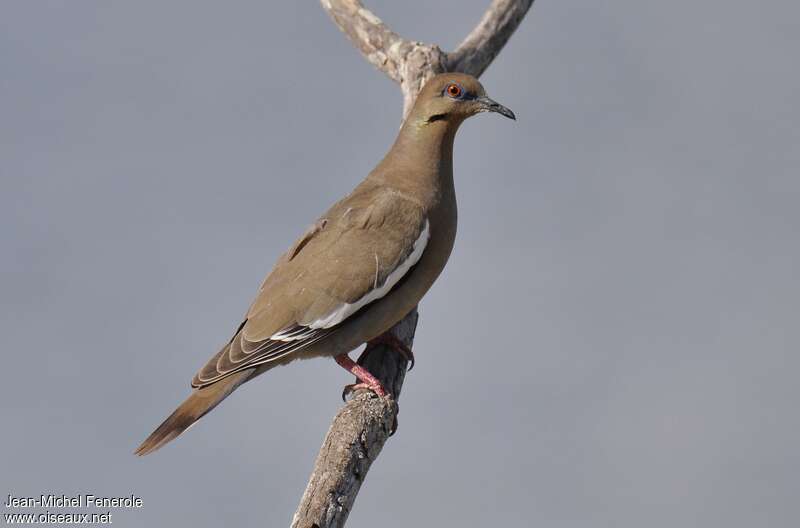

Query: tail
(135, 370), (252, 456)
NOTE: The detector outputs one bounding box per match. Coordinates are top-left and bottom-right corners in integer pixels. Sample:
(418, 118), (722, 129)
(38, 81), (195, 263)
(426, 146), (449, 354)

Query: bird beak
(476, 96), (516, 120)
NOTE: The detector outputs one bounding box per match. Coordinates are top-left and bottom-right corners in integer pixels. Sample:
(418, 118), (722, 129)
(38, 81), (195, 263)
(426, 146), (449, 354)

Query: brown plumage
(135, 73), (514, 456)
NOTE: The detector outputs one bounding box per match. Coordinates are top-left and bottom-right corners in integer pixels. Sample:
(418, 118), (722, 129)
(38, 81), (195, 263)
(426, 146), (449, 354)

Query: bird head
(413, 72), (516, 125)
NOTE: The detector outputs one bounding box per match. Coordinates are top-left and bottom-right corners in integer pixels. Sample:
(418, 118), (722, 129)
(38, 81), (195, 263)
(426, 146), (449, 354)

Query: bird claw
(335, 353), (388, 401)
(341, 382), (387, 402)
(367, 334), (415, 371)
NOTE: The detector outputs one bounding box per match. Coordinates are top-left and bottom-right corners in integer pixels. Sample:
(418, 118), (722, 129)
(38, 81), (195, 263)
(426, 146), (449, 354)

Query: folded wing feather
(191, 187), (428, 388)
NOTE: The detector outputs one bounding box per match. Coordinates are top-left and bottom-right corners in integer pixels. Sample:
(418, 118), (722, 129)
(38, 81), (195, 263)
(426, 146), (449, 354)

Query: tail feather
(135, 370), (252, 456)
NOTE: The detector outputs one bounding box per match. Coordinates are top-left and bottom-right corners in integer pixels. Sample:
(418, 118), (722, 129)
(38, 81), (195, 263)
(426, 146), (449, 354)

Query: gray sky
(2, 1), (799, 527)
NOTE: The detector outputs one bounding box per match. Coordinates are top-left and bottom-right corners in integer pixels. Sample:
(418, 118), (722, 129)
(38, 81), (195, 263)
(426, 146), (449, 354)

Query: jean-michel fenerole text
(5, 493), (143, 508)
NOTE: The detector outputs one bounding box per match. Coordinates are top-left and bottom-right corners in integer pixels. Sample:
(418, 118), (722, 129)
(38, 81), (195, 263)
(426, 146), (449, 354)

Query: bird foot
(367, 333), (415, 371)
(334, 353), (399, 434)
(335, 353), (388, 401)
(341, 381), (386, 401)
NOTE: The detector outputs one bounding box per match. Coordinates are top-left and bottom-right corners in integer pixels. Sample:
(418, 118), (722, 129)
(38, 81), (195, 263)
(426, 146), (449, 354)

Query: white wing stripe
(270, 325), (315, 342)
(301, 220), (430, 331)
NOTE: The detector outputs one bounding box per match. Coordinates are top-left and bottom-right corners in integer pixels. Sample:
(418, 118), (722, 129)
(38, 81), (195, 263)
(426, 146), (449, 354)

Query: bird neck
(372, 115), (462, 205)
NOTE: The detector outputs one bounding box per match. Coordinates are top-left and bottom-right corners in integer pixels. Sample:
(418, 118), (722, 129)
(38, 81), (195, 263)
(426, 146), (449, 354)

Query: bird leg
(367, 333), (415, 370)
(335, 353), (387, 400)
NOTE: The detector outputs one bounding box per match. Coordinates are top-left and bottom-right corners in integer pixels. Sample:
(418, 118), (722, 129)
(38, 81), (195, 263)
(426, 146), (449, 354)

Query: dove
(135, 73), (515, 456)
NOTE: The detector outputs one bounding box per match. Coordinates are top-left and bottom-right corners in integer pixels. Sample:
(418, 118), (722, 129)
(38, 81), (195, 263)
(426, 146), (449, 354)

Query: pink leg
(335, 353), (387, 398)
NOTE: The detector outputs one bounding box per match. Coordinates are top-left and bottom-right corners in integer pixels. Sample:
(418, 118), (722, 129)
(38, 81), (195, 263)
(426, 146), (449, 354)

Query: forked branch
(292, 2), (534, 526)
(321, 0), (534, 114)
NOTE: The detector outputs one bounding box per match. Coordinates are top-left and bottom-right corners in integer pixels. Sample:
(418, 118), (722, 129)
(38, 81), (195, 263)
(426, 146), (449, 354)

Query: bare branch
(320, 0), (416, 85)
(290, 311), (417, 528)
(448, 0), (535, 77)
(295, 1), (534, 525)
(320, 0), (447, 118)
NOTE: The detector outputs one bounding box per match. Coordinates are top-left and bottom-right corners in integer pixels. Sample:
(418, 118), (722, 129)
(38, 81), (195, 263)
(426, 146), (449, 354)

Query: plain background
(2, 1), (798, 526)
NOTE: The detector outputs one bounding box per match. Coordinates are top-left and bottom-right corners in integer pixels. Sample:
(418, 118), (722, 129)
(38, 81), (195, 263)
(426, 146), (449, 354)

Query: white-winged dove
(135, 73), (515, 456)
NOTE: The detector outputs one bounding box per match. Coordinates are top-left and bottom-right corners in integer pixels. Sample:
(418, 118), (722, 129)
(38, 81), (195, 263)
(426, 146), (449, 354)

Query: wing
(192, 184), (428, 388)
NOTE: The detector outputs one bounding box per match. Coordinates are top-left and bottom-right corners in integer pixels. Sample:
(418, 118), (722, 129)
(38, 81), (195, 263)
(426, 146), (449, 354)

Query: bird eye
(445, 83), (463, 98)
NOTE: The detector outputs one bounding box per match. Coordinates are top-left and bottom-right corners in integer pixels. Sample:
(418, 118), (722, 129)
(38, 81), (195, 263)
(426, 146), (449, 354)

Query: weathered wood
(320, 0), (534, 118)
(292, 2), (535, 526)
(448, 0), (536, 77)
(320, 0), (447, 120)
(290, 311), (416, 528)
